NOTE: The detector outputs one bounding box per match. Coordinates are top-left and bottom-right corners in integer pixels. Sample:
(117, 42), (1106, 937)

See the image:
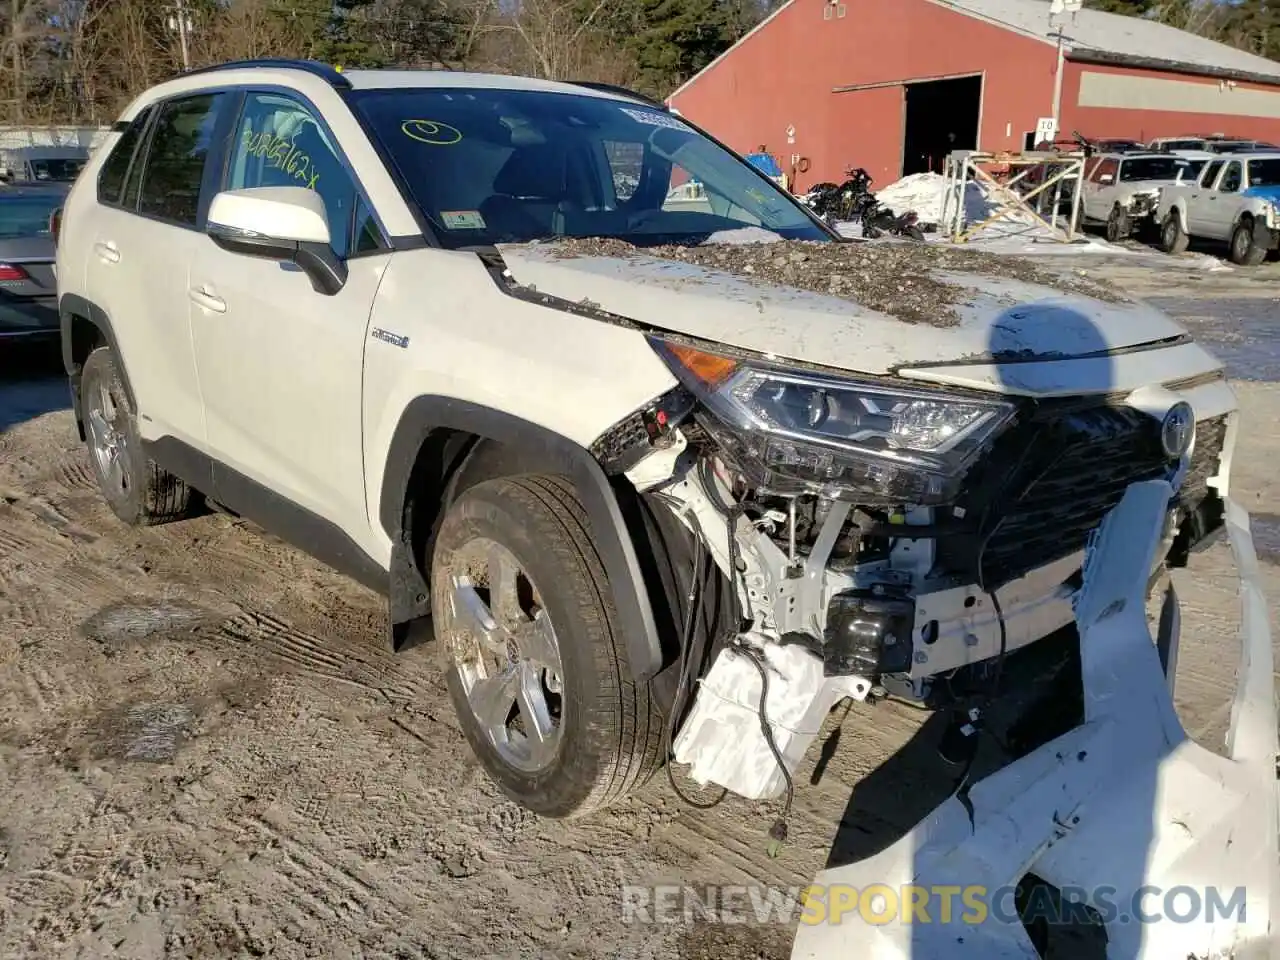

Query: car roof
(0, 181), (72, 196)
(339, 69), (634, 99)
(3, 146), (88, 157)
(1213, 150), (1280, 160)
(1098, 151), (1181, 161)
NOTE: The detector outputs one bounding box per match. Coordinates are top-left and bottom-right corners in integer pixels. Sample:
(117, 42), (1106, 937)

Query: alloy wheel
(86, 379), (129, 496)
(445, 538), (565, 772)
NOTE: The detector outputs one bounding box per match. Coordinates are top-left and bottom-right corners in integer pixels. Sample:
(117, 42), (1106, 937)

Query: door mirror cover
(206, 187), (347, 296)
(208, 187), (330, 246)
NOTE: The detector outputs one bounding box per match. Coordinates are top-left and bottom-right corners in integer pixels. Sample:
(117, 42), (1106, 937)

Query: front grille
(942, 405), (1228, 588)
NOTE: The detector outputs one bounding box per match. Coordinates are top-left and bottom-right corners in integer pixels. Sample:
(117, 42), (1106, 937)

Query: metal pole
(1051, 31), (1065, 132)
(175, 0), (191, 72)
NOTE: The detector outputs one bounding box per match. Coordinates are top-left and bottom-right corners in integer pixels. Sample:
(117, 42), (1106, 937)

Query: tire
(80, 346), (194, 526)
(1105, 204), (1130, 243)
(1230, 218), (1267, 266)
(903, 225), (926, 242)
(1160, 211), (1189, 255)
(430, 474), (663, 818)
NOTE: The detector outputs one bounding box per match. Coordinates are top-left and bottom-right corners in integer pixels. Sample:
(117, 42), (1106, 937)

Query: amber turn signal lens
(666, 343), (738, 387)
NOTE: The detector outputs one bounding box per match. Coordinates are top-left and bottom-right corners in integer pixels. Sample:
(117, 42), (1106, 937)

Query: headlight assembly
(650, 337), (1017, 505)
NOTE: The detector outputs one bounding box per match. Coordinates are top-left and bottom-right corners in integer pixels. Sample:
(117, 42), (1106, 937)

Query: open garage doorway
(902, 74), (982, 176)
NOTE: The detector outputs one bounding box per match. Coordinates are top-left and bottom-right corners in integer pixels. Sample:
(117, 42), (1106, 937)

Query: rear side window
(97, 107), (152, 205)
(137, 93), (225, 227)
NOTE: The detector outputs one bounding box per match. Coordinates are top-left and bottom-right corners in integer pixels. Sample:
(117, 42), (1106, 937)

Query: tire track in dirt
(205, 608), (444, 711)
(236, 813), (418, 927)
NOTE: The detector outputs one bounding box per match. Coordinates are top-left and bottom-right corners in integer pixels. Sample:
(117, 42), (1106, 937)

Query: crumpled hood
(498, 243), (1198, 380)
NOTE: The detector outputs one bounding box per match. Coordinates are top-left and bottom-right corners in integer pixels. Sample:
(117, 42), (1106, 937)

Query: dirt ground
(2, 253), (1279, 960)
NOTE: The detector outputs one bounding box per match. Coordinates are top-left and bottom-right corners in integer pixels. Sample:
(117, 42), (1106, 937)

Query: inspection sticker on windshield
(621, 107), (690, 132)
(441, 210), (486, 230)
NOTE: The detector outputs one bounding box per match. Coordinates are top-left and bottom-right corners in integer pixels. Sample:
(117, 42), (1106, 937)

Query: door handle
(93, 241), (120, 263)
(188, 287), (226, 314)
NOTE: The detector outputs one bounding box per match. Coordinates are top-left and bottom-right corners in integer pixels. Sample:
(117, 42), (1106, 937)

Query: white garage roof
(936, 0), (1280, 83)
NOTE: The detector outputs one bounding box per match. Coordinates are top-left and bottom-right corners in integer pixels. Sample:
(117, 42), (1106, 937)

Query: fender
(379, 396), (665, 682)
(59, 294), (137, 440)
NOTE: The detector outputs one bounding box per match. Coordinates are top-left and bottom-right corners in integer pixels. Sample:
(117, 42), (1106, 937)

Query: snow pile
(872, 172), (997, 225)
(705, 226), (783, 245)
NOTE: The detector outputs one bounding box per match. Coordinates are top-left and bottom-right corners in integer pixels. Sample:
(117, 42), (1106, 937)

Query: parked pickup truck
(1156, 151), (1280, 264)
(1079, 152), (1198, 241)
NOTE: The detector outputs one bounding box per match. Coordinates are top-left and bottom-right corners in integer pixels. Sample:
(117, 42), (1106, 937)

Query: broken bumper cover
(792, 482), (1278, 959)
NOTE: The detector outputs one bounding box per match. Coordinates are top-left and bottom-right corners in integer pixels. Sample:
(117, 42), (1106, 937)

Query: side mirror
(206, 187), (347, 295)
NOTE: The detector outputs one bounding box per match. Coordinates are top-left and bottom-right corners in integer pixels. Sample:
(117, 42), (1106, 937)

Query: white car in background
(1079, 152), (1198, 241)
(1156, 151), (1280, 264)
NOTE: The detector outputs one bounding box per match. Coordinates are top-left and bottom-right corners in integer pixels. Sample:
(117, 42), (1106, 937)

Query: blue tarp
(745, 152), (783, 177)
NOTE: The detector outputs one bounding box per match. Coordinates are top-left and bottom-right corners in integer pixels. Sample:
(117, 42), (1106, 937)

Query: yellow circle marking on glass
(401, 119), (463, 145)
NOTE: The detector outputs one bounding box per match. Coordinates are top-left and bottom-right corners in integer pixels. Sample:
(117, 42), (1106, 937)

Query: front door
(1205, 160), (1242, 240)
(1186, 159), (1223, 234)
(188, 90), (392, 545)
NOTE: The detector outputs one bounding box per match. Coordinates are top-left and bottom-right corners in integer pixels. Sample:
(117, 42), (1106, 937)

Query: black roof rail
(180, 58), (351, 90)
(566, 81), (667, 110)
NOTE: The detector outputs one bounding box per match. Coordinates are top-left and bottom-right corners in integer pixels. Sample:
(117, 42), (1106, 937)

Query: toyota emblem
(1160, 401), (1195, 460)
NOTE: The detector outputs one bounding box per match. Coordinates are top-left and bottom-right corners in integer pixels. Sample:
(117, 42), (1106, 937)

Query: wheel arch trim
(59, 294), (137, 438)
(378, 396), (665, 682)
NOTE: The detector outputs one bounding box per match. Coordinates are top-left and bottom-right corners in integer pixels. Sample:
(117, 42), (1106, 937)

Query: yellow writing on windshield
(241, 127), (321, 190)
(401, 119), (463, 145)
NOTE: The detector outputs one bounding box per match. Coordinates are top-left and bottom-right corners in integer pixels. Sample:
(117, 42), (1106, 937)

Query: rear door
(82, 91), (233, 449)
(1082, 158), (1117, 220)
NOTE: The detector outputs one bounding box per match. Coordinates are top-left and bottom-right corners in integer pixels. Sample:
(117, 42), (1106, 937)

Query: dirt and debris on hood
(535, 237), (1129, 328)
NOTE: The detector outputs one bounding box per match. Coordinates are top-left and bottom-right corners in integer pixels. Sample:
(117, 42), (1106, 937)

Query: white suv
(58, 59), (1239, 819)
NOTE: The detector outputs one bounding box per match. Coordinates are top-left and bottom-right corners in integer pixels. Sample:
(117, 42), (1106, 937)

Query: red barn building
(668, 0), (1280, 191)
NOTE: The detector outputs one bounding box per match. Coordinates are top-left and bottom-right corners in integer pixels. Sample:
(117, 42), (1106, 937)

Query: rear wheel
(1230, 218), (1267, 266)
(431, 475), (663, 818)
(1160, 211), (1189, 254)
(81, 346), (194, 526)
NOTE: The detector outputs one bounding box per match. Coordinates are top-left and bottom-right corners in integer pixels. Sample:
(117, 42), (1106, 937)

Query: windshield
(349, 88), (829, 248)
(1182, 159), (1207, 179)
(28, 158), (85, 181)
(0, 195), (62, 237)
(1157, 139), (1207, 152)
(1207, 141), (1254, 154)
(1119, 157), (1185, 181)
(1248, 159), (1280, 187)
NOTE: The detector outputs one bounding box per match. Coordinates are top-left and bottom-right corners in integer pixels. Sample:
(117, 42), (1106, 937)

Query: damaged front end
(594, 329), (1275, 952)
(791, 483), (1278, 959)
(599, 333), (1233, 798)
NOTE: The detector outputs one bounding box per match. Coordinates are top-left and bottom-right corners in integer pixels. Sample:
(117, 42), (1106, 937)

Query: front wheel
(1105, 204), (1131, 243)
(430, 475), (663, 818)
(1230, 219), (1268, 266)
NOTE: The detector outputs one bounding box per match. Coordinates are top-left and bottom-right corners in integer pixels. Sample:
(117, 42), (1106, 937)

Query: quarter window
(137, 93), (225, 226)
(226, 92), (367, 258)
(97, 107), (152, 206)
